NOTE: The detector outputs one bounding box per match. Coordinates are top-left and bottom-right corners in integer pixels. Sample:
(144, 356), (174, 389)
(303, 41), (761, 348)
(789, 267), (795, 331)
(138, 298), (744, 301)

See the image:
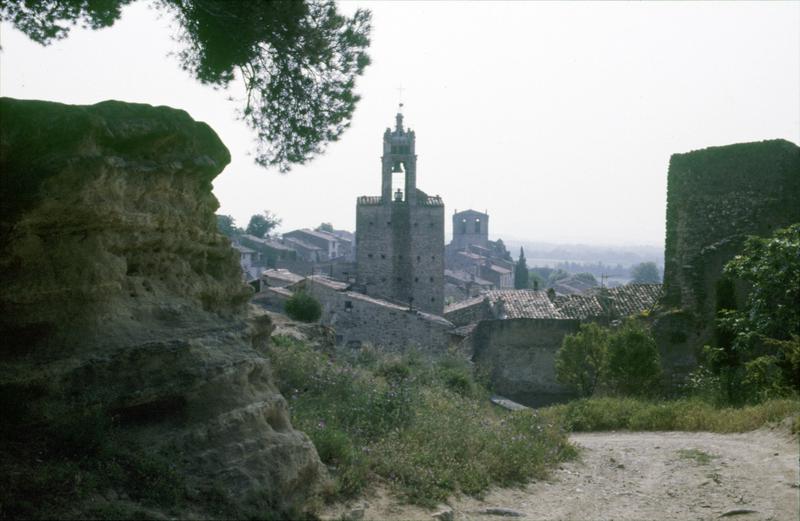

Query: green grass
(539, 396), (800, 433)
(267, 336), (575, 506)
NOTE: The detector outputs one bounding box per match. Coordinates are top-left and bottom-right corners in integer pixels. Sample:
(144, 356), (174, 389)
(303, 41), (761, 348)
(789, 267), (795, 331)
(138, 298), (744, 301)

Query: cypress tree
(514, 247), (529, 289)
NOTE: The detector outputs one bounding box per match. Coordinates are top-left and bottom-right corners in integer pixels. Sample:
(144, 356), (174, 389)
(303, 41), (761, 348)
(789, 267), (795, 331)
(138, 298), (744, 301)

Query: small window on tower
(367, 253), (373, 259)
(416, 256), (421, 262)
(344, 301), (353, 311)
(475, 218), (481, 233)
(429, 276), (434, 282)
(381, 254), (386, 259)
(461, 219), (467, 234)
(415, 277), (419, 282)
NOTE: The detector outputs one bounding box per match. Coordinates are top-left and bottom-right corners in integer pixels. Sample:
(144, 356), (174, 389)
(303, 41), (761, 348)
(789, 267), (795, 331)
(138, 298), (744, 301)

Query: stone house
(238, 234), (297, 267)
(231, 243), (261, 283)
(446, 285), (663, 406)
(258, 275), (455, 352)
(444, 269), (494, 302)
(283, 228), (350, 261)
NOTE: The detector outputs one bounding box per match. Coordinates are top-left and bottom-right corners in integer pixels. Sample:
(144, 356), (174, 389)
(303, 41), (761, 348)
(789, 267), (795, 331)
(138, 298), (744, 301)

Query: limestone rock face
(0, 98), (324, 516)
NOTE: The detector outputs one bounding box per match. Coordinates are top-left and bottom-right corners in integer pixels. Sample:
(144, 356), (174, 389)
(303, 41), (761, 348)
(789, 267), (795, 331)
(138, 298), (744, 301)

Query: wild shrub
(605, 320), (662, 397)
(702, 224), (800, 404)
(555, 323), (609, 397)
(284, 291), (322, 322)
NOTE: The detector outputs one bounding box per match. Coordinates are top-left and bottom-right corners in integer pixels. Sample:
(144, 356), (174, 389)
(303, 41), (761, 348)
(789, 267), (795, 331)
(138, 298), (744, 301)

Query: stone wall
(355, 199), (444, 314)
(444, 297), (493, 327)
(660, 139), (800, 364)
(471, 318), (580, 407)
(303, 279), (454, 352)
(0, 98), (323, 518)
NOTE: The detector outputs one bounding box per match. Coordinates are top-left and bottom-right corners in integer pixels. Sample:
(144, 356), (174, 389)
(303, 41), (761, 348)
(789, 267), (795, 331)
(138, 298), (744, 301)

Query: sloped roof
(285, 228), (338, 243)
(240, 234), (295, 251)
(262, 269), (304, 284)
(484, 290), (563, 319)
(444, 269), (494, 286)
(554, 284), (663, 320)
(231, 243), (257, 254)
(445, 284), (663, 322)
(283, 236), (323, 251)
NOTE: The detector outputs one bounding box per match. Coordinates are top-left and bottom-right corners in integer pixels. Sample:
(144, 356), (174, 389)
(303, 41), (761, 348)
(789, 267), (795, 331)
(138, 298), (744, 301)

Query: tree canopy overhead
(2, 0), (372, 172)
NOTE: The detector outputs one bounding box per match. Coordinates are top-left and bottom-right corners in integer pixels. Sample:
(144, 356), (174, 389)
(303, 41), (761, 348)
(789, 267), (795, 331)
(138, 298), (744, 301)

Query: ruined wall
(304, 281), (453, 352)
(0, 98), (323, 517)
(471, 318), (580, 407)
(661, 139), (800, 360)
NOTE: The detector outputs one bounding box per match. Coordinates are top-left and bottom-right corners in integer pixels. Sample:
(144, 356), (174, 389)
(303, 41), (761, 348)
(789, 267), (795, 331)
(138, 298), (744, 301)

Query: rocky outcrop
(0, 98), (324, 517)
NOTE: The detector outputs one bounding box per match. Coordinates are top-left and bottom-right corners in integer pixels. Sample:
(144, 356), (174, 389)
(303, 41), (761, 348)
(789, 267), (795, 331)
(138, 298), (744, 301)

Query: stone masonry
(356, 112), (445, 314)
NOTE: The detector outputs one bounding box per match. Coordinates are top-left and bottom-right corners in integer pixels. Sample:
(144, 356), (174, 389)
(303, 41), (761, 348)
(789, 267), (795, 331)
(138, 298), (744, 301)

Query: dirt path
(322, 427), (799, 521)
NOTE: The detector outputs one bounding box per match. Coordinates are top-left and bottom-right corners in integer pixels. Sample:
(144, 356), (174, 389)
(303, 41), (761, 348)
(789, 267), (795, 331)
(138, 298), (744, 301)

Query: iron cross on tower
(396, 84), (405, 112)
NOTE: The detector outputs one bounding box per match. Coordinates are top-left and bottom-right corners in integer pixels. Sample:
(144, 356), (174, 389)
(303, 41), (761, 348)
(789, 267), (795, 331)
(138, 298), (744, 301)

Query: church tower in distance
(355, 110), (445, 314)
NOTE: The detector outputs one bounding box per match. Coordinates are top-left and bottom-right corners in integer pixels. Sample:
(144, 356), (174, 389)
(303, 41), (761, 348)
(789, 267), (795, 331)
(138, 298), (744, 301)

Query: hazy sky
(2, 1), (798, 246)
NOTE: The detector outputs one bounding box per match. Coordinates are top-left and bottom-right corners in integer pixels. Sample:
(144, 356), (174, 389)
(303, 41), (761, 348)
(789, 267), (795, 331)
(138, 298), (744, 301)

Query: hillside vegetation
(265, 336), (576, 506)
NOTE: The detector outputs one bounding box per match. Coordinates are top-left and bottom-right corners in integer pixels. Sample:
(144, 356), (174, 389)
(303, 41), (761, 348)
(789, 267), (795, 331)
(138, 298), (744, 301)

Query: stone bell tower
(356, 109), (445, 314)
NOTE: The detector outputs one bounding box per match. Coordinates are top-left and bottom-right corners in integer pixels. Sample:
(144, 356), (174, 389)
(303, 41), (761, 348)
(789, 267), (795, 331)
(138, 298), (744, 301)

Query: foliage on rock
(700, 224), (800, 403)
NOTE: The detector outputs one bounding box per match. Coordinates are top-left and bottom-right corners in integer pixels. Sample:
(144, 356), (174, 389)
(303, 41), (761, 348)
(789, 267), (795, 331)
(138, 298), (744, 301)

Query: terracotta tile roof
(484, 290), (563, 319)
(447, 284), (663, 322)
(555, 284), (663, 320)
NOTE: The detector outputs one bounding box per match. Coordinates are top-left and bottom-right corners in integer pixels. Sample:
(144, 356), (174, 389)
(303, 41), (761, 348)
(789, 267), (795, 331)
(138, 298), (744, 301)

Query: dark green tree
(528, 271), (544, 291)
(630, 262), (661, 284)
(514, 247), (529, 289)
(216, 214), (241, 238)
(555, 323), (610, 397)
(2, 0), (372, 171)
(573, 272), (598, 286)
(605, 320), (661, 396)
(316, 222), (334, 233)
(245, 211), (281, 238)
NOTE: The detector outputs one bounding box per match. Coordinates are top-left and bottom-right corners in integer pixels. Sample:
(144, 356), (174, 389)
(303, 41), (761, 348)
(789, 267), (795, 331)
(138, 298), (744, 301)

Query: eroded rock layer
(0, 98), (323, 517)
